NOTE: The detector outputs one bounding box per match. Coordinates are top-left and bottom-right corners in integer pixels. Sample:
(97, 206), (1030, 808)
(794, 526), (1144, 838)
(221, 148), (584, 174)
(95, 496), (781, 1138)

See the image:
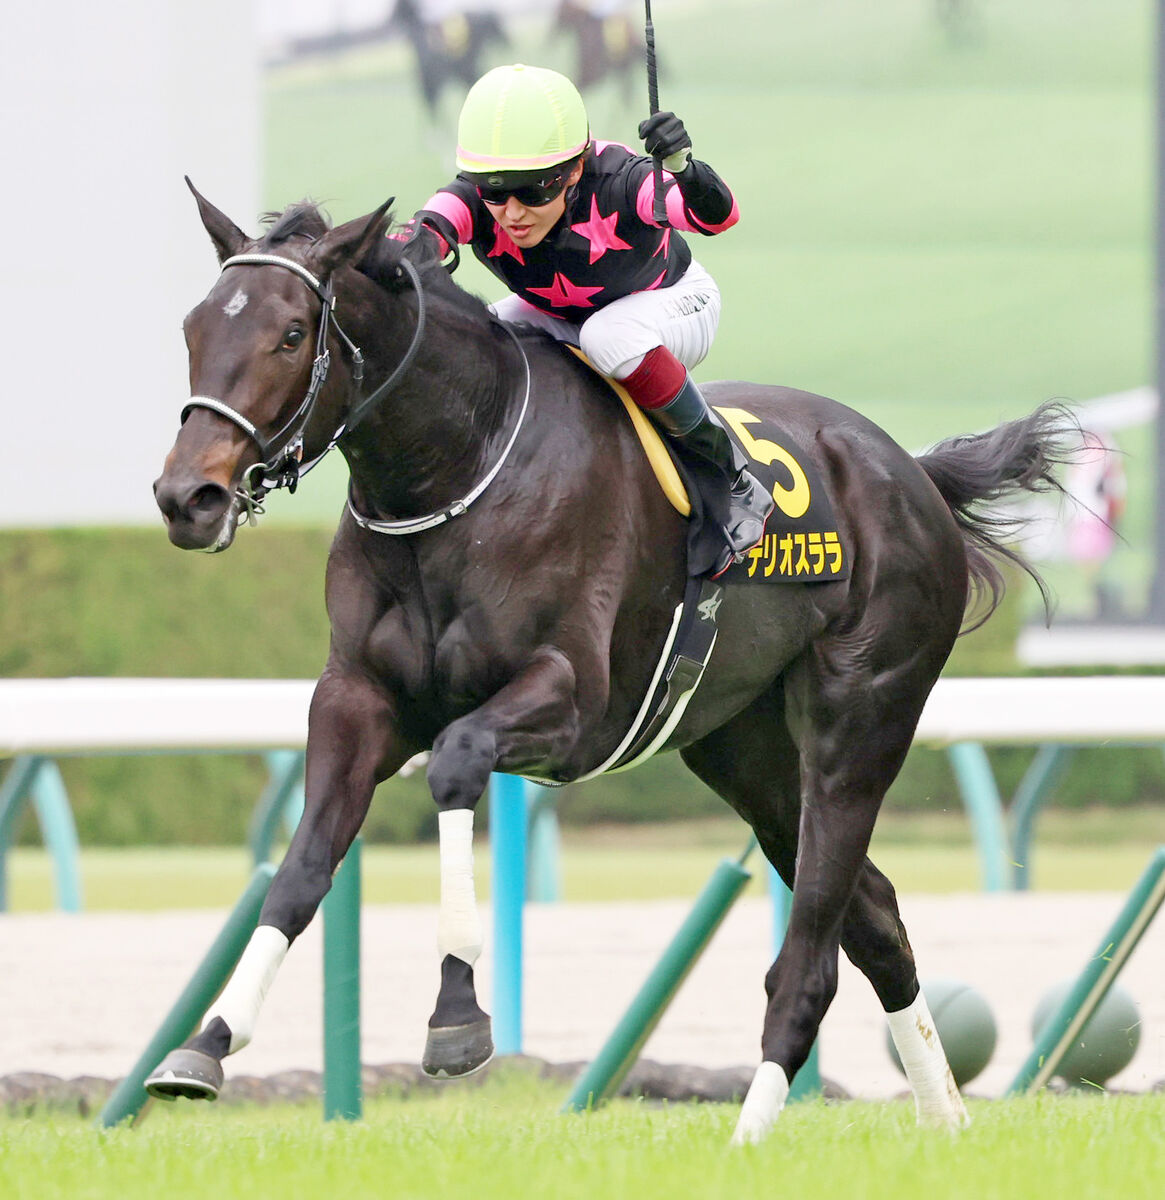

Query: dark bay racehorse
(392, 0), (508, 117)
(149, 188), (1073, 1142)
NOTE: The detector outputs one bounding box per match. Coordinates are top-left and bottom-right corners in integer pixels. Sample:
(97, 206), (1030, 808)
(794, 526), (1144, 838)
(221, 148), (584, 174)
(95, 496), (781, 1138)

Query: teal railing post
(1009, 744), (1075, 890)
(247, 750), (306, 865)
(0, 756), (82, 913)
(946, 742), (1008, 892)
(0, 756), (44, 912)
(490, 774), (527, 1054)
(1007, 846), (1165, 1094)
(769, 864), (822, 1101)
(526, 784), (561, 903)
(563, 840), (754, 1112)
(97, 862), (277, 1127)
(30, 759), (83, 912)
(323, 836), (362, 1120)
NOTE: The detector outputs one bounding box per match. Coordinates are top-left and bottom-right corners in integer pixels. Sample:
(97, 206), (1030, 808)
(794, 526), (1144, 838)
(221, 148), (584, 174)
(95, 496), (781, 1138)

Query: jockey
(388, 62), (773, 572)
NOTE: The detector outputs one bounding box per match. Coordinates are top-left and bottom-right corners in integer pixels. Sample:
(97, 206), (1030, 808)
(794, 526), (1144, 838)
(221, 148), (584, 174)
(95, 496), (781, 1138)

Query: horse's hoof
(144, 1048), (224, 1101)
(421, 1018), (494, 1079)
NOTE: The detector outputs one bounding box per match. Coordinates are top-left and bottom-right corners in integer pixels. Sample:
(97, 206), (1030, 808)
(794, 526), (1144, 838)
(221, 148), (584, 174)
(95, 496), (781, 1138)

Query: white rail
(3, 675), (1165, 757)
(0, 678), (315, 756)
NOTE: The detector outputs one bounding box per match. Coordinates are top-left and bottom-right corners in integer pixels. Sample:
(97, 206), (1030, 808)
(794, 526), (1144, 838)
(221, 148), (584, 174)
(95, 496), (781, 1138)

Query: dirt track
(2, 892), (1162, 1098)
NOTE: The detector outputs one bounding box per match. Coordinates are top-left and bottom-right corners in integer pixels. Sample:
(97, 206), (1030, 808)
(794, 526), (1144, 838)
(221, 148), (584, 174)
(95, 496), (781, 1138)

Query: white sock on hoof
(886, 992), (970, 1128)
(437, 808), (483, 966)
(730, 1061), (790, 1146)
(203, 924), (289, 1054)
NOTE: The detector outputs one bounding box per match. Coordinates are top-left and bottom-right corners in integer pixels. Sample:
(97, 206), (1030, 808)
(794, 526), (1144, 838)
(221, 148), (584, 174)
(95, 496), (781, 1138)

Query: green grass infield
(1, 1075), (1162, 1200)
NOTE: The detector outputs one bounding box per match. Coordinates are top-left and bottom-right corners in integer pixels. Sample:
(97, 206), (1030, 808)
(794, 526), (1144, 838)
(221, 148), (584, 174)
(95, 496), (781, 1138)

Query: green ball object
(885, 977), (997, 1087)
(1031, 981), (1141, 1087)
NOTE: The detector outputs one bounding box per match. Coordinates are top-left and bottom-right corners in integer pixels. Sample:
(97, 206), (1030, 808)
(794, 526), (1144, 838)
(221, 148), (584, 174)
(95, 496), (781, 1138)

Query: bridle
(180, 247), (530, 534)
(181, 251), (428, 522)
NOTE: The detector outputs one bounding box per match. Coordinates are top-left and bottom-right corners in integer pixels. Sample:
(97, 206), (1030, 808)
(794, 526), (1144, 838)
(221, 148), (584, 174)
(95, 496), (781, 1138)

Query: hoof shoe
(145, 1048), (224, 1101)
(422, 1018), (494, 1079)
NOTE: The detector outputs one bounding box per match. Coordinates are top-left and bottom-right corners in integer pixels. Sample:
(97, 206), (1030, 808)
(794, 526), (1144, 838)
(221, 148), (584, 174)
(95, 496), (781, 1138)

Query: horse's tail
(915, 400), (1082, 632)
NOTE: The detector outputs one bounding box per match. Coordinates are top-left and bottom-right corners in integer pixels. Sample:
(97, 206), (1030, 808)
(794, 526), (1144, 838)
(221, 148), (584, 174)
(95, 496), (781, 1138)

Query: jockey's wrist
(673, 158), (734, 228)
(413, 211), (458, 260)
(663, 147), (692, 175)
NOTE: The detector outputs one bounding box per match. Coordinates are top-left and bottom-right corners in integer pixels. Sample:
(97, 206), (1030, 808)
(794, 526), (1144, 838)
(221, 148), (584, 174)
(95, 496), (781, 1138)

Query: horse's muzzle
(153, 472), (236, 551)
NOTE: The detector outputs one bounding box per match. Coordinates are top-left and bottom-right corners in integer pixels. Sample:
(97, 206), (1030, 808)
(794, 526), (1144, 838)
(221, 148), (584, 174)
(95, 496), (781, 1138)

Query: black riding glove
(638, 111), (692, 175)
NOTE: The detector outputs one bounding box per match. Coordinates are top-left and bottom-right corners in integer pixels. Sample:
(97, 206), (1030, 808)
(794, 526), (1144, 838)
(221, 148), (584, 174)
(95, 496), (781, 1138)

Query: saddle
(565, 345), (691, 518)
(567, 346), (849, 585)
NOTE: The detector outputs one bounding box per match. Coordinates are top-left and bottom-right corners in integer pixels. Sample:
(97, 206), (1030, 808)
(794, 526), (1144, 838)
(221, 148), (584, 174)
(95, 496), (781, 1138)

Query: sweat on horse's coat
(147, 188), (1079, 1141)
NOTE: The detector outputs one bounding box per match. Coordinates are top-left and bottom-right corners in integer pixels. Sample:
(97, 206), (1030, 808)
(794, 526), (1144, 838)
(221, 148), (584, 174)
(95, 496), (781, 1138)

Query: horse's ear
(312, 199), (395, 278)
(185, 176), (248, 264)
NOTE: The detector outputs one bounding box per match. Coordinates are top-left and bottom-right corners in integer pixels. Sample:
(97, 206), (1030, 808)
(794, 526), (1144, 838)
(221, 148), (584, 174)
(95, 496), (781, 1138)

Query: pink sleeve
(634, 172), (740, 234)
(421, 191), (475, 244)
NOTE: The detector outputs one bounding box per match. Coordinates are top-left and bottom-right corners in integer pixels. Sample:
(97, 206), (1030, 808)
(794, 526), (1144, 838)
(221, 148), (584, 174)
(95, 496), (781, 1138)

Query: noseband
(181, 251), (427, 519)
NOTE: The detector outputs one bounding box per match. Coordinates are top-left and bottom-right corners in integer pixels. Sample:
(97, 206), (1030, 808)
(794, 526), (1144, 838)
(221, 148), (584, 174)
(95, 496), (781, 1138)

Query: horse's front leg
(146, 670), (406, 1101)
(422, 646), (581, 1079)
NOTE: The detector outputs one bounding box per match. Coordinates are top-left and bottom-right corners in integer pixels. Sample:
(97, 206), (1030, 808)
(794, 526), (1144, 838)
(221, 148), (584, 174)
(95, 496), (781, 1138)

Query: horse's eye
(282, 329), (304, 351)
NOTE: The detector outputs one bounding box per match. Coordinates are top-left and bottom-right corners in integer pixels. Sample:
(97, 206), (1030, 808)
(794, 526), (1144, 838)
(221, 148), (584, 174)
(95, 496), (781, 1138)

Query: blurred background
(1, 0), (1160, 901)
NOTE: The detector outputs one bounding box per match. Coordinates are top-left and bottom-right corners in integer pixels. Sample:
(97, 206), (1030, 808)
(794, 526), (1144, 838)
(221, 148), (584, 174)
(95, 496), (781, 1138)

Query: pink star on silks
(526, 273), (605, 309)
(487, 225), (525, 264)
(652, 227), (672, 258)
(570, 195), (632, 264)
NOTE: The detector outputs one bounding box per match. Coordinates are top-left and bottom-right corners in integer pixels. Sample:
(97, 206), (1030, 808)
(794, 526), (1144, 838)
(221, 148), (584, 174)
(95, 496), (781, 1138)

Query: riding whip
(644, 0), (667, 225)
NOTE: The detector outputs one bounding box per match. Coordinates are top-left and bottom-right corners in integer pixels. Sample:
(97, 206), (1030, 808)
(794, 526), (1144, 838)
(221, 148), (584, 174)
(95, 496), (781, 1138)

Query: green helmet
(456, 64), (590, 177)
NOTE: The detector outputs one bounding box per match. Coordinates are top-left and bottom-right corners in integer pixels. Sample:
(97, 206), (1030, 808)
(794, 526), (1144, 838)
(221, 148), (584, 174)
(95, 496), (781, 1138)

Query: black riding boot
(650, 375), (774, 571)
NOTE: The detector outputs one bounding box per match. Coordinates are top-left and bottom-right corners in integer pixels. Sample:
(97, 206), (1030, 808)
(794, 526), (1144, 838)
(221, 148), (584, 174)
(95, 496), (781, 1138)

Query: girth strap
(524, 575), (722, 787)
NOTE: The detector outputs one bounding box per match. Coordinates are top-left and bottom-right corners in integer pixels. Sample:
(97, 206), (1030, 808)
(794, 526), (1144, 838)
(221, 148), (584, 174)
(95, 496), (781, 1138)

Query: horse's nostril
(190, 483), (230, 516)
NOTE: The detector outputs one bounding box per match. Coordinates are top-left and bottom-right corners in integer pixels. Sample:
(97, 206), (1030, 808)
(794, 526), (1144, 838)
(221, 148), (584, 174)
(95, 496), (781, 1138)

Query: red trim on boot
(619, 347), (688, 410)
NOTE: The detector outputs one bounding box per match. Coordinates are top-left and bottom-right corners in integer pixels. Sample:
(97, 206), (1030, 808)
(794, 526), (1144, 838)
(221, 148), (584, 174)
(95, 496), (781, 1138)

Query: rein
(345, 323), (531, 536)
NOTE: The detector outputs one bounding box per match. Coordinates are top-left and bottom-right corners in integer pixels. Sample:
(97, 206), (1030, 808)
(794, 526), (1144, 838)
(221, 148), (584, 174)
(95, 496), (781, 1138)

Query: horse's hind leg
(145, 671), (403, 1101)
(686, 645), (966, 1143)
(679, 684), (806, 1137)
(841, 859), (968, 1126)
(736, 634), (970, 1143)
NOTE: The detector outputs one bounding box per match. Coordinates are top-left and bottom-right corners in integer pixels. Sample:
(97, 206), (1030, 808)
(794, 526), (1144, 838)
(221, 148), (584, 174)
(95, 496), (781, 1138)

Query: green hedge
(2, 528), (1162, 846)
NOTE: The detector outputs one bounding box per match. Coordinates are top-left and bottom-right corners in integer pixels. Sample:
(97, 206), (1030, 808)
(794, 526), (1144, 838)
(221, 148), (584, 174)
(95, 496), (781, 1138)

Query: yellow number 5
(713, 406), (811, 519)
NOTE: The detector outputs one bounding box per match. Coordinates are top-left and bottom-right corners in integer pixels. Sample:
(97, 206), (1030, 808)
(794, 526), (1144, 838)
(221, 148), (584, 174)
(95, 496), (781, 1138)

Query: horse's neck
(339, 279), (515, 521)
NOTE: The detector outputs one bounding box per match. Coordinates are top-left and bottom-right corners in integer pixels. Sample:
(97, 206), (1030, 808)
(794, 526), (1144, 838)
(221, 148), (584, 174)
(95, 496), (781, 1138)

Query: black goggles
(475, 172), (569, 208)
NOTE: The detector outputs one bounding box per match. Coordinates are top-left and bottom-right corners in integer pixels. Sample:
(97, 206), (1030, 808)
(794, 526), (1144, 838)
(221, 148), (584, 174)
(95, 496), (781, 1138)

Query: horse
(391, 0), (509, 117)
(550, 1), (644, 102)
(148, 186), (1074, 1143)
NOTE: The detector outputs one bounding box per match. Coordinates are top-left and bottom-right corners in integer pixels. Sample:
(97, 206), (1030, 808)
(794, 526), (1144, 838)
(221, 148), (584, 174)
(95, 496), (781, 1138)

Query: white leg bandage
(730, 1061), (790, 1146)
(202, 924), (289, 1054)
(886, 992), (970, 1127)
(437, 808), (483, 965)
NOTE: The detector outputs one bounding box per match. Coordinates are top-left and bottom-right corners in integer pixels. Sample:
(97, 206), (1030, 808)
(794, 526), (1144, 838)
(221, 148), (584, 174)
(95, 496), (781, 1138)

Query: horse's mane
(256, 201), (496, 331)
(259, 203), (332, 245)
(361, 222), (495, 328)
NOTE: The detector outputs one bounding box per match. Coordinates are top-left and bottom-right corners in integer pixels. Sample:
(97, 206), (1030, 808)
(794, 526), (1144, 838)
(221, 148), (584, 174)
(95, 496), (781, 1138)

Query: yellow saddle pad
(566, 345), (691, 517)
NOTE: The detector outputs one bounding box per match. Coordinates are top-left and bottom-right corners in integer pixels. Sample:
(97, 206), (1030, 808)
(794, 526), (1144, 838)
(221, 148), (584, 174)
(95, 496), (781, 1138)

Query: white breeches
(489, 259), (721, 379)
